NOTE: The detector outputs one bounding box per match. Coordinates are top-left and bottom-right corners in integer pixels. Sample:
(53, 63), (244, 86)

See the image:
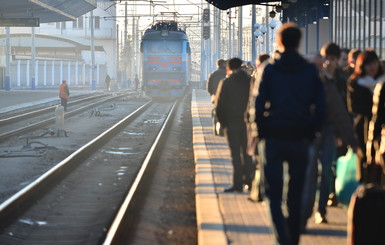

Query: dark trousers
(60, 98), (68, 111)
(261, 138), (309, 245)
(225, 122), (254, 189)
(318, 125), (336, 216)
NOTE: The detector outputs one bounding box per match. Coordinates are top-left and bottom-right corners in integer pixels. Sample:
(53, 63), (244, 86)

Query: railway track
(0, 92), (134, 142)
(0, 100), (178, 244)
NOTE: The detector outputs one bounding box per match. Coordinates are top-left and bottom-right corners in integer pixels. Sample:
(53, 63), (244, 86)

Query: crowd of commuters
(208, 22), (385, 245)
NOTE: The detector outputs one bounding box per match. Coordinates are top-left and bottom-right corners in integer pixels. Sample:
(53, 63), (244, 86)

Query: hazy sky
(117, 0), (206, 30)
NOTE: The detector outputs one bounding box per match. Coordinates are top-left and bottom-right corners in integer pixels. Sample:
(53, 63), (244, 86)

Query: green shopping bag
(335, 148), (360, 205)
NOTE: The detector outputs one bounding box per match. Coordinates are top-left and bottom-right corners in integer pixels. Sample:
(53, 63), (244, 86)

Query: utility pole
(124, 1), (128, 86)
(265, 5), (270, 55)
(31, 27), (36, 90)
(91, 10), (96, 90)
(217, 9), (221, 61)
(116, 25), (119, 84)
(131, 15), (135, 81)
(251, 4), (256, 64)
(228, 9), (232, 58)
(5, 27), (11, 91)
(238, 7), (243, 59)
(207, 3), (211, 74)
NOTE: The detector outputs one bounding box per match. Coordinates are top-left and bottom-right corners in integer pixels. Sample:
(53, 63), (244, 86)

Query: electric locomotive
(140, 21), (191, 98)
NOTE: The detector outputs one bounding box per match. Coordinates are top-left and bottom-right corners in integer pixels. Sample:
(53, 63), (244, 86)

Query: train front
(140, 22), (191, 98)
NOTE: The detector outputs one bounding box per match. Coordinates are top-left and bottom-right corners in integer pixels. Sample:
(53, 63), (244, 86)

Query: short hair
(216, 59), (226, 68)
(341, 48), (350, 54)
(320, 42), (341, 59)
(257, 53), (270, 65)
(276, 22), (301, 51)
(227, 58), (243, 70)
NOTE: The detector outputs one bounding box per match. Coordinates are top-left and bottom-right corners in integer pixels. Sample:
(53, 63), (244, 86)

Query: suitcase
(347, 184), (385, 245)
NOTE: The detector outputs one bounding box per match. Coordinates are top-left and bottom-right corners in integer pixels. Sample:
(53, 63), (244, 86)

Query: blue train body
(140, 21), (191, 98)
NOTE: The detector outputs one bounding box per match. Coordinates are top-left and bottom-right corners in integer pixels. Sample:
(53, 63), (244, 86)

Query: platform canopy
(205, 0), (282, 10)
(0, 0), (97, 24)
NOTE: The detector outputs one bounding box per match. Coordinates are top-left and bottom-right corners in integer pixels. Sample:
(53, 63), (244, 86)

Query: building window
(72, 17), (83, 29)
(95, 16), (100, 29)
(90, 16), (100, 29)
(56, 22), (60, 29)
(78, 16), (83, 29)
(61, 22), (66, 29)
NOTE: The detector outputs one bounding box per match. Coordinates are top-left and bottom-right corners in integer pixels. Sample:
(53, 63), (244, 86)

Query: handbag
(335, 148), (360, 205)
(212, 108), (224, 136)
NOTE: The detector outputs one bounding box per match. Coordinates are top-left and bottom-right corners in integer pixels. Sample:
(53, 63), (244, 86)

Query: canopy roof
(206, 0), (280, 10)
(0, 0), (97, 23)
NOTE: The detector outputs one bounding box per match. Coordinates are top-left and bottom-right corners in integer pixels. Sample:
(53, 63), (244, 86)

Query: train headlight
(173, 67), (181, 71)
(148, 67), (157, 71)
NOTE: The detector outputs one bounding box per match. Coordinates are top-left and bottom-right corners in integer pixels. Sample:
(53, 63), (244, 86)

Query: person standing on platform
(59, 80), (70, 111)
(134, 74), (139, 91)
(215, 58), (254, 192)
(311, 42), (359, 225)
(344, 49), (361, 78)
(105, 74), (111, 91)
(347, 50), (384, 182)
(207, 59), (227, 136)
(207, 59), (226, 103)
(253, 23), (326, 245)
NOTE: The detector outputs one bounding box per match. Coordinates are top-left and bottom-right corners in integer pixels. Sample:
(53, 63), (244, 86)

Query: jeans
(260, 138), (309, 245)
(317, 125), (336, 216)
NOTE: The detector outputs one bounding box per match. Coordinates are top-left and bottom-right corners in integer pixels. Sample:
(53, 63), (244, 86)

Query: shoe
(314, 212), (328, 224)
(244, 184), (251, 192)
(327, 193), (338, 207)
(224, 186), (243, 193)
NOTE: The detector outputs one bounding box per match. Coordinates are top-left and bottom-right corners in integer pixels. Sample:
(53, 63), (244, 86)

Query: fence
(4, 59), (107, 89)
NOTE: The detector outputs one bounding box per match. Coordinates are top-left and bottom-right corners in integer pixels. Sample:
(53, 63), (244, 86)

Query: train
(140, 21), (191, 98)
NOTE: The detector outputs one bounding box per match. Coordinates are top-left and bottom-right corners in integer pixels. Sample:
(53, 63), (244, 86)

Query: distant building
(0, 0), (117, 88)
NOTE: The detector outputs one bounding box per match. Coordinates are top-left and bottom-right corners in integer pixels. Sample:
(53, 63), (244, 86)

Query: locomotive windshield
(143, 40), (183, 53)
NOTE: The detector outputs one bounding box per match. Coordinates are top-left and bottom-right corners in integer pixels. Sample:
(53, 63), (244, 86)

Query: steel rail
(0, 93), (110, 126)
(103, 100), (178, 245)
(0, 100), (153, 232)
(0, 93), (132, 142)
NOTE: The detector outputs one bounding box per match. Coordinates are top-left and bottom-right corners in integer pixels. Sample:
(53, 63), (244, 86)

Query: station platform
(191, 89), (348, 245)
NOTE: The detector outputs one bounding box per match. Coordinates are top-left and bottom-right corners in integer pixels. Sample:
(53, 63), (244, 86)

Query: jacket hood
(272, 50), (307, 73)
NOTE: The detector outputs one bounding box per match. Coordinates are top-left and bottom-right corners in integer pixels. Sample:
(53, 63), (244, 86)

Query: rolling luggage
(347, 184), (385, 245)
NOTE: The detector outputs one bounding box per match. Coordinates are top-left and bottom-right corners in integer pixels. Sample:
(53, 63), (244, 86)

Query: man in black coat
(207, 59), (226, 102)
(215, 58), (254, 192)
(254, 23), (326, 245)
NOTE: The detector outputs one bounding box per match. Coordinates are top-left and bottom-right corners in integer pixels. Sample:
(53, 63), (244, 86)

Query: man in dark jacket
(254, 23), (326, 245)
(207, 59), (226, 102)
(216, 58), (254, 192)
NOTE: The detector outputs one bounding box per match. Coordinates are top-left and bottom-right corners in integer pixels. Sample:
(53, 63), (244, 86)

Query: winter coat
(59, 83), (70, 99)
(215, 69), (251, 127)
(254, 50), (326, 141)
(347, 77), (374, 155)
(207, 67), (226, 96)
(322, 76), (358, 148)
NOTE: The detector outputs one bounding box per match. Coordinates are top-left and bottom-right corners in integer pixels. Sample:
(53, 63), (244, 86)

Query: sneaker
(314, 212), (328, 224)
(327, 192), (338, 207)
